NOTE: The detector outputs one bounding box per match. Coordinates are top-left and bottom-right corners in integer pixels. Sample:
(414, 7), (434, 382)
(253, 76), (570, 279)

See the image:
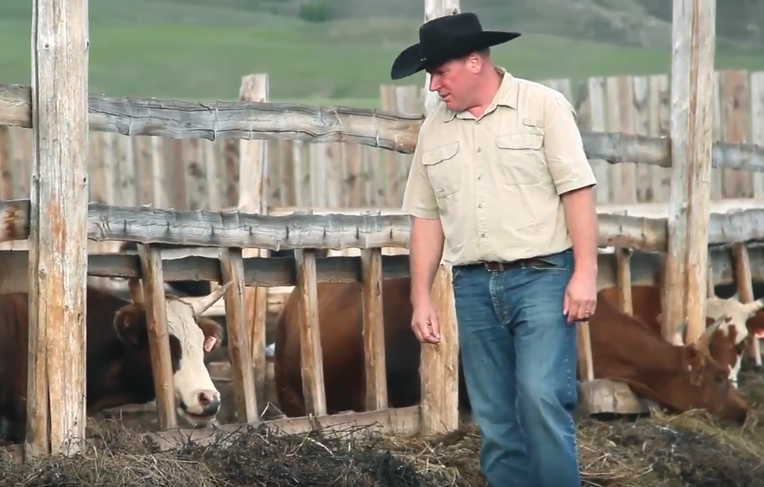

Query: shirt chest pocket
(421, 141), (462, 198)
(495, 132), (546, 185)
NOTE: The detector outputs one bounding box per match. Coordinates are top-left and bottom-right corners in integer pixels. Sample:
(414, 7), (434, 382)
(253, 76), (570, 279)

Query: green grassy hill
(1, 0), (763, 107)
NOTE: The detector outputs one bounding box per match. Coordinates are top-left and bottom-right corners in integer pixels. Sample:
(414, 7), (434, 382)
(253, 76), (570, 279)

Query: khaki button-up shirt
(401, 67), (597, 266)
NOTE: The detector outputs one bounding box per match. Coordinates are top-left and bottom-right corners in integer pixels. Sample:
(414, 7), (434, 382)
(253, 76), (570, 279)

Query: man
(392, 12), (599, 487)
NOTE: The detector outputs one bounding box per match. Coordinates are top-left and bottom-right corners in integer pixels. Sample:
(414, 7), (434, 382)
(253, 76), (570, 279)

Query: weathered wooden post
(26, 0), (89, 458)
(418, 0), (461, 434)
(662, 0), (717, 345)
(237, 73), (269, 413)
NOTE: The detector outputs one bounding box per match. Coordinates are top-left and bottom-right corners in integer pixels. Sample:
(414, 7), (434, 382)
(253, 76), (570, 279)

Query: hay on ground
(4, 368), (764, 486)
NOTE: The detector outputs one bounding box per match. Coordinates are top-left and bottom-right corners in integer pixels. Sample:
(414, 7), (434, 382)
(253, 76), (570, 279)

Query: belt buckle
(484, 262), (505, 272)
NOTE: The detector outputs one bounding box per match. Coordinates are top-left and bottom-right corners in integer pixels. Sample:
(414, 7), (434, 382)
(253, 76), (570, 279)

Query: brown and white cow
(273, 277), (746, 424)
(589, 286), (748, 424)
(0, 278), (228, 443)
(641, 284), (764, 388)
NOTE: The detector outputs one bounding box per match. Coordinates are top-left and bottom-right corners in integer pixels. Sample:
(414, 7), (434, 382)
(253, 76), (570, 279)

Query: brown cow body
(274, 277), (471, 417)
(591, 289), (746, 423)
(274, 277), (745, 424)
(599, 284), (761, 387)
(0, 280), (229, 443)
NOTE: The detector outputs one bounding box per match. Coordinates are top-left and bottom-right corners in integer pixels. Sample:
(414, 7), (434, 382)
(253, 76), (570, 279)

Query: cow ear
(114, 305), (147, 347)
(196, 317), (224, 353)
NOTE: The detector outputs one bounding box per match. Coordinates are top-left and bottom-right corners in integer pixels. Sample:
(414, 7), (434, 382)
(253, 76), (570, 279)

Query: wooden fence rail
(3, 69), (764, 211)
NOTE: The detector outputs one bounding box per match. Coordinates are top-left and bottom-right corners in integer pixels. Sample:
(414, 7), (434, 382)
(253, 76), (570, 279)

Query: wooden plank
(295, 249), (327, 415)
(133, 136), (154, 205)
(751, 72), (764, 197)
(2, 242), (764, 296)
(218, 247), (259, 423)
(419, 263), (459, 434)
(0, 198), (724, 252)
(4, 82), (764, 172)
(136, 247), (178, 429)
(183, 138), (207, 210)
(580, 379), (652, 415)
(360, 248), (387, 410)
(711, 72), (723, 200)
(0, 83), (422, 153)
(663, 0), (717, 345)
(616, 248), (633, 314)
(576, 77), (611, 203)
(719, 70), (752, 199)
(648, 75), (671, 202)
(631, 75), (653, 202)
(605, 76), (637, 204)
(25, 0), (89, 459)
(237, 73), (270, 407)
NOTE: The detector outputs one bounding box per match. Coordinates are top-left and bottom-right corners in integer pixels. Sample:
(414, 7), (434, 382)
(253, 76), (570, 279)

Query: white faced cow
(123, 278), (230, 425)
(705, 294), (764, 387)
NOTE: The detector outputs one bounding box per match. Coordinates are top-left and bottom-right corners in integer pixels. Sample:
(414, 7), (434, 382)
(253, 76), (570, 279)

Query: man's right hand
(411, 300), (441, 344)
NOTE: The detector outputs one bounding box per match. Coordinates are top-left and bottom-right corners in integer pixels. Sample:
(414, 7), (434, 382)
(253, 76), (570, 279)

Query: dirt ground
(5, 356), (764, 486)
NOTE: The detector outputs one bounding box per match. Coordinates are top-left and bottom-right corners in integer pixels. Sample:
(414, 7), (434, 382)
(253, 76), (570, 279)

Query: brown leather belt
(458, 257), (549, 272)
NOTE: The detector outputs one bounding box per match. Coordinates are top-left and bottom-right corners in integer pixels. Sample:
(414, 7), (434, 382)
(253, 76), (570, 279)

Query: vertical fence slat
(237, 73), (270, 408)
(648, 75), (671, 202)
(719, 70), (752, 199)
(295, 249), (327, 416)
(419, 262), (459, 434)
(361, 248), (387, 410)
(218, 248), (258, 422)
(135, 246), (178, 430)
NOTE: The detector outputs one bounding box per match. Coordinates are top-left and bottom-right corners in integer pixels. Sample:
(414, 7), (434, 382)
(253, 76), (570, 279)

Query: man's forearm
(409, 216), (445, 306)
(561, 186), (598, 273)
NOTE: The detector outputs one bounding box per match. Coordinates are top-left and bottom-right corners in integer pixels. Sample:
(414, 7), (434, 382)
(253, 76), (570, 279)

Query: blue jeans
(452, 248), (580, 487)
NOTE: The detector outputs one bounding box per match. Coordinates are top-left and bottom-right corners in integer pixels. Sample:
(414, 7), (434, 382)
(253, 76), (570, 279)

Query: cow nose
(197, 390), (221, 416)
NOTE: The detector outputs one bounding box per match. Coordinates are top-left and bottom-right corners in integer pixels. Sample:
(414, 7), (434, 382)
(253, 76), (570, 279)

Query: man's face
(426, 56), (476, 112)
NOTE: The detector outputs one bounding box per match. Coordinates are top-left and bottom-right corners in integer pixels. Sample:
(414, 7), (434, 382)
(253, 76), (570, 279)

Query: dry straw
(4, 368), (764, 486)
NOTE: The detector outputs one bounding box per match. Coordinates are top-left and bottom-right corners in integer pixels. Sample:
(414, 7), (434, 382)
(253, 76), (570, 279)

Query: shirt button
(477, 147), (482, 153)
(477, 175), (482, 180)
(480, 232), (486, 238)
(478, 203), (484, 208)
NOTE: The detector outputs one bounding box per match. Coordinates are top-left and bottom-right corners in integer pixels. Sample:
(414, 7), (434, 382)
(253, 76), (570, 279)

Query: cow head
(669, 316), (741, 420)
(706, 295), (764, 343)
(113, 278), (228, 426)
(707, 295), (764, 386)
(702, 315), (746, 387)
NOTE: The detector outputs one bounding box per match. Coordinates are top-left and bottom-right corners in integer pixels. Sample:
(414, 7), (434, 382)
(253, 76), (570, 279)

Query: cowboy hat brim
(390, 30), (521, 80)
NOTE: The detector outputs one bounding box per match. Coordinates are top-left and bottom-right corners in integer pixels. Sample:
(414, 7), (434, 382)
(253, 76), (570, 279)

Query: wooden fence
(1, 69), (763, 210)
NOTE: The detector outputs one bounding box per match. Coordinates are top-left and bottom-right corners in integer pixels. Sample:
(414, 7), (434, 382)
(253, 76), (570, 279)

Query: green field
(2, 0), (764, 108)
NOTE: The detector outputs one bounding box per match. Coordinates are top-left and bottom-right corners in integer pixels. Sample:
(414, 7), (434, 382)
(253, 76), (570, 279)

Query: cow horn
(128, 278), (144, 304)
(743, 297), (764, 315)
(180, 281), (233, 317)
(697, 315), (728, 350)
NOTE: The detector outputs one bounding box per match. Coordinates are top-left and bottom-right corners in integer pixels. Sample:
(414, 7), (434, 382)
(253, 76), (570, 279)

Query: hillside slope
(0, 0), (762, 103)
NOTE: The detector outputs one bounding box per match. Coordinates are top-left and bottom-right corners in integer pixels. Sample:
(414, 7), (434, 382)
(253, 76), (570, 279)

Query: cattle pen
(6, 0), (764, 485)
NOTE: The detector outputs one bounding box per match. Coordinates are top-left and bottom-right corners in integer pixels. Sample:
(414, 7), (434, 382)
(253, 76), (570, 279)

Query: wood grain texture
(663, 0), (717, 344)
(25, 0), (89, 458)
(4, 200), (764, 252)
(3, 82), (763, 170)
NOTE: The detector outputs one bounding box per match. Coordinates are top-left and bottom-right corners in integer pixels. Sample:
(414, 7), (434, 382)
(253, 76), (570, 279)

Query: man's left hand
(563, 269), (597, 324)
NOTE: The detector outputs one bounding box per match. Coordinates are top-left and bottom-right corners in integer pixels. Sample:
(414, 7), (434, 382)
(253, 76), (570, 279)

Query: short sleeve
(401, 131), (440, 219)
(543, 94), (597, 195)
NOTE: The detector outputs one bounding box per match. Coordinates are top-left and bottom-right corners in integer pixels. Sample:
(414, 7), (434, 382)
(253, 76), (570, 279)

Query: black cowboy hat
(390, 12), (521, 80)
